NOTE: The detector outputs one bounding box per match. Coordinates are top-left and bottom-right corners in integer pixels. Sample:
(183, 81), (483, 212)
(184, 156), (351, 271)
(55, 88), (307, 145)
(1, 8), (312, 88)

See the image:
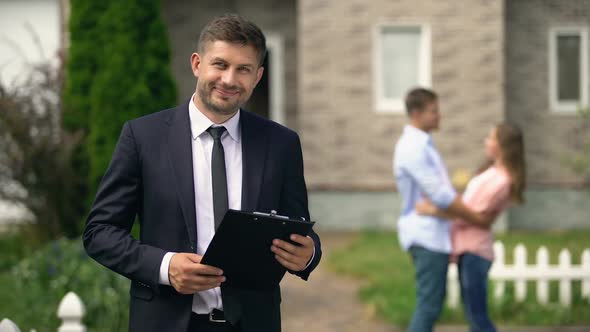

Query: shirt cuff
(159, 252), (176, 286)
(304, 246), (316, 270)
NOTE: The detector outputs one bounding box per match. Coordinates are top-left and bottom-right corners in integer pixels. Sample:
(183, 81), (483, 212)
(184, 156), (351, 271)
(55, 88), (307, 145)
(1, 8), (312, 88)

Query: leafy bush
(0, 224), (45, 272)
(2, 238), (130, 332)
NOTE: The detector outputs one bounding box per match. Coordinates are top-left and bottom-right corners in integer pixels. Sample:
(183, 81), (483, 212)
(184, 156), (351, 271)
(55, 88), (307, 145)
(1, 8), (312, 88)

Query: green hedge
(88, 1), (176, 192)
(62, 1), (110, 237)
(63, 0), (177, 213)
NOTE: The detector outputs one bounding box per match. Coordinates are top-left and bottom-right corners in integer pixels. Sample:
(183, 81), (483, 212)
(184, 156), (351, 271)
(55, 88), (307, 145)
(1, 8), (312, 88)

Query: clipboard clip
(253, 210), (290, 220)
(252, 210), (308, 222)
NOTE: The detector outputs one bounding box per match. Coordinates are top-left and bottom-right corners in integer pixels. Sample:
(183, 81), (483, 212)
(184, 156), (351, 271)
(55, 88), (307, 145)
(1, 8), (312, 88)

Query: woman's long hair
(475, 123), (527, 204)
(496, 123), (527, 204)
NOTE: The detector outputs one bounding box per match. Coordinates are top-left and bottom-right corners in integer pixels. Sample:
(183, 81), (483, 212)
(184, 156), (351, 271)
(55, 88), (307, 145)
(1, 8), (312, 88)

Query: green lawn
(327, 231), (590, 327)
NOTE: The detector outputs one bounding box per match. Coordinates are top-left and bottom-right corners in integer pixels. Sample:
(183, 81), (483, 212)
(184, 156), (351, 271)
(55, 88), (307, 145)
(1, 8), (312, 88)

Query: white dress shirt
(393, 125), (457, 253)
(159, 95), (242, 314)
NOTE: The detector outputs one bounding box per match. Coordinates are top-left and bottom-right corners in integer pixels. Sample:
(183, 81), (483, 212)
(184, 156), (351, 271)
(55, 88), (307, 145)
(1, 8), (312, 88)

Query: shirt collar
(404, 124), (432, 146)
(188, 94), (241, 142)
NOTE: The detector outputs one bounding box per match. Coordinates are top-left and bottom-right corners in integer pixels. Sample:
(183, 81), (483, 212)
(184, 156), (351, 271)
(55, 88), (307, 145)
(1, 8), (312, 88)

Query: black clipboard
(201, 209), (315, 290)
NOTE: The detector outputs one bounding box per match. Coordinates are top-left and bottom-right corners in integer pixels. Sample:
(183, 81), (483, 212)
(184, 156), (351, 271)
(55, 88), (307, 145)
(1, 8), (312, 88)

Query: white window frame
(374, 22), (431, 114)
(548, 26), (589, 114)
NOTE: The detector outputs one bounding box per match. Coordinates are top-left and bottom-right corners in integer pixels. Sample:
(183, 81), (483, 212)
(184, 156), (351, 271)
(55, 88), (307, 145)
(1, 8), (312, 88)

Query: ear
(190, 53), (201, 78)
(254, 66), (264, 85)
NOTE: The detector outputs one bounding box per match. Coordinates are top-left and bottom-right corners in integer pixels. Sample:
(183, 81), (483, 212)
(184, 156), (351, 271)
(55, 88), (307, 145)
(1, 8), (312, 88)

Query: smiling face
(191, 40), (264, 120)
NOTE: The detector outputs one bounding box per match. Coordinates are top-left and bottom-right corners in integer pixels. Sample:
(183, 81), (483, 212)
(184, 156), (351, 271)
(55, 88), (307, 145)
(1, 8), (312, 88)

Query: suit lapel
(240, 111), (267, 212)
(166, 103), (197, 248)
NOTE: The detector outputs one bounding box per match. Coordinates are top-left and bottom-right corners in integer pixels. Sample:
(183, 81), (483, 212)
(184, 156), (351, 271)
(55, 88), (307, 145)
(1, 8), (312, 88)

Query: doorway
(244, 34), (285, 125)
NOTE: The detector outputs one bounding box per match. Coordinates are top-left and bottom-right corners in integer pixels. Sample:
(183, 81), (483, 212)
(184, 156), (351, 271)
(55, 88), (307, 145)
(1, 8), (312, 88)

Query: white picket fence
(447, 241), (590, 308)
(0, 292), (86, 332)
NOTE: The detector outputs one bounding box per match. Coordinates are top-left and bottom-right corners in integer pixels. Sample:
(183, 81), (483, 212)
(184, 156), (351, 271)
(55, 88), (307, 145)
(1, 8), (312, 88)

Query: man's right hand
(168, 253), (225, 294)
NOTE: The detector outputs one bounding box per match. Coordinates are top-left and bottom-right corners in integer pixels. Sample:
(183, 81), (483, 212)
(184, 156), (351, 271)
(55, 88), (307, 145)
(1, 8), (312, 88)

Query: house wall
(298, 0), (510, 230)
(298, 0), (506, 191)
(505, 0), (590, 229)
(506, 0), (590, 186)
(300, 0), (590, 230)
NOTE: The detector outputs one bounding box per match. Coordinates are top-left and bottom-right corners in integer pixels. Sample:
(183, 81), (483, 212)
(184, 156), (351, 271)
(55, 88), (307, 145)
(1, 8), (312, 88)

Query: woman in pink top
(417, 123), (526, 332)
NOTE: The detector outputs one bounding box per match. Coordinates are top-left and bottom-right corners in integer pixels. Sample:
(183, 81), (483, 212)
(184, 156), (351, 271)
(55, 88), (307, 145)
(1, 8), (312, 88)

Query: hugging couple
(394, 88), (526, 332)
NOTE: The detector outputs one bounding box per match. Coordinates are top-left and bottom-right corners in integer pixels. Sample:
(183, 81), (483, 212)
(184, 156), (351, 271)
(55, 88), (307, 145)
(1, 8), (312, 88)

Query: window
(549, 27), (589, 113)
(375, 23), (431, 113)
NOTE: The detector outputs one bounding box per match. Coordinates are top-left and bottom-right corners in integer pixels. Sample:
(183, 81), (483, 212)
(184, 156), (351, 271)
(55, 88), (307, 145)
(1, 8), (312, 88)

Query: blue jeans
(408, 246), (449, 332)
(458, 253), (497, 332)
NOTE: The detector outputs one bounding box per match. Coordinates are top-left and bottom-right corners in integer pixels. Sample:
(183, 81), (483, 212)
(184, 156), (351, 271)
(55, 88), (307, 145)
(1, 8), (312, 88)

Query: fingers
(289, 234), (314, 247)
(271, 235), (314, 271)
(193, 262), (224, 276)
(175, 253), (223, 275)
(182, 274), (226, 293)
(169, 253), (225, 294)
(274, 252), (300, 271)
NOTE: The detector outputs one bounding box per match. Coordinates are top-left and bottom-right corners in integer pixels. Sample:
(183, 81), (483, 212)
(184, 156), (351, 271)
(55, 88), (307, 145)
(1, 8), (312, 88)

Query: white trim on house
(373, 22), (431, 114)
(264, 33), (286, 125)
(549, 26), (589, 114)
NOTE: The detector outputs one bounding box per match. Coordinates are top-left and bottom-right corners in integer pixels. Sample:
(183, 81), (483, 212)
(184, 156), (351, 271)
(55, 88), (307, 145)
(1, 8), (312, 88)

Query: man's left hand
(271, 234), (314, 272)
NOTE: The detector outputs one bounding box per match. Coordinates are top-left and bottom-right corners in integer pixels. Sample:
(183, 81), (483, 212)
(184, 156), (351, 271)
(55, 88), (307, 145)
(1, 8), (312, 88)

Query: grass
(0, 224), (43, 272)
(327, 230), (590, 327)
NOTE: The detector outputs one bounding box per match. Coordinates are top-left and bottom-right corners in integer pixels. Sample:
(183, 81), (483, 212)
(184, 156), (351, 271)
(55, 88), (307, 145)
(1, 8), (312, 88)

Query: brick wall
(506, 0), (590, 186)
(299, 0), (505, 190)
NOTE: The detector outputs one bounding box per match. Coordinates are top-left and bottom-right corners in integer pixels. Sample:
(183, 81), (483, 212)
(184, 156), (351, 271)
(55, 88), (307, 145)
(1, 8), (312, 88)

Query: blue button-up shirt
(393, 125), (457, 253)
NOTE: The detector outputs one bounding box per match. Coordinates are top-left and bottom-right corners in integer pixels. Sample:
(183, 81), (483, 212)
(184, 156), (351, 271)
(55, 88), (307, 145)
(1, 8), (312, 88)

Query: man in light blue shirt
(393, 88), (482, 332)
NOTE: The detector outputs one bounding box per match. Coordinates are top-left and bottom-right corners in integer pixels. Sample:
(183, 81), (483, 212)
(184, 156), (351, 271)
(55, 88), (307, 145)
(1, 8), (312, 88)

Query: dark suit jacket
(83, 102), (322, 332)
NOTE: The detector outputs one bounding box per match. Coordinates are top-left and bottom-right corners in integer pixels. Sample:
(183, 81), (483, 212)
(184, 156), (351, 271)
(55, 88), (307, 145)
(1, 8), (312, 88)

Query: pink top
(451, 166), (512, 262)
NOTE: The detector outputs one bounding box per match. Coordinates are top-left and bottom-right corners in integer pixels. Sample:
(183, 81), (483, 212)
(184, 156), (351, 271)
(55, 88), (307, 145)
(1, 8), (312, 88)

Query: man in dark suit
(83, 14), (322, 332)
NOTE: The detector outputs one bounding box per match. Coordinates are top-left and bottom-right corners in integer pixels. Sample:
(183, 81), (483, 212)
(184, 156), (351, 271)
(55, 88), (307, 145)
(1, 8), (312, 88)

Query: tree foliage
(87, 0), (176, 191)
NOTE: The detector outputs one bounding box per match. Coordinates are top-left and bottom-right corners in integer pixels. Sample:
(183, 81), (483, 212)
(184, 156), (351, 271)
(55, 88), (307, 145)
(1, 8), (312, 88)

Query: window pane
(381, 26), (421, 99)
(557, 34), (581, 101)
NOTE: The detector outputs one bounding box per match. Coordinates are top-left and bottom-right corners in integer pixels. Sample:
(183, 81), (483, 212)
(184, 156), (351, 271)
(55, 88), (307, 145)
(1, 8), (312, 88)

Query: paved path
(281, 232), (393, 332)
(280, 232), (590, 332)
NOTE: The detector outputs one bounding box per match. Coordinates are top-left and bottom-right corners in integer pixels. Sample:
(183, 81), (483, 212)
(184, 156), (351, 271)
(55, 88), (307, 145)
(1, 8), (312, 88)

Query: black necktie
(207, 126), (241, 324)
(207, 126), (228, 231)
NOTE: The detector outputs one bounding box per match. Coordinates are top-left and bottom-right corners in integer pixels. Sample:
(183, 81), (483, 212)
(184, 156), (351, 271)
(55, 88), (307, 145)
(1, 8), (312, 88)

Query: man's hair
(198, 14), (267, 66)
(405, 88), (438, 115)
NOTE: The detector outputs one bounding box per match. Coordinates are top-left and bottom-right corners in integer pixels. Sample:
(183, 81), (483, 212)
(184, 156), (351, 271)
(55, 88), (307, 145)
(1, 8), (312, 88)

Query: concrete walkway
(281, 232), (393, 332)
(280, 232), (589, 332)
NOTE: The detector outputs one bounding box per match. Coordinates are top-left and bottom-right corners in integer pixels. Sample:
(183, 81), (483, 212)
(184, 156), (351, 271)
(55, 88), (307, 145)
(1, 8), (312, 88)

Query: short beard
(197, 82), (243, 115)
